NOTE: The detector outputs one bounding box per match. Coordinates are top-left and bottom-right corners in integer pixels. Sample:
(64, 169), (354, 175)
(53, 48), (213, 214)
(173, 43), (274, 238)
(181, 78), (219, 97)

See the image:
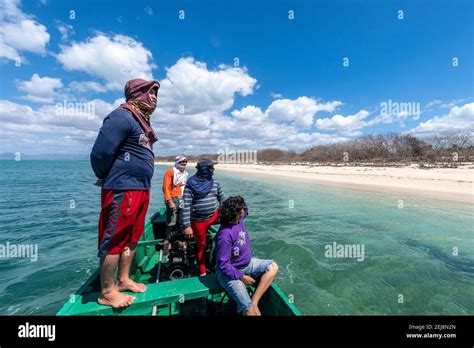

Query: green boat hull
(57, 207), (301, 316)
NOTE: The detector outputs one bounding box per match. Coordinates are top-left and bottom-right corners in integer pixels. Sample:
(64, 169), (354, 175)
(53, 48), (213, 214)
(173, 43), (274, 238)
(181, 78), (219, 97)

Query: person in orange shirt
(162, 156), (189, 238)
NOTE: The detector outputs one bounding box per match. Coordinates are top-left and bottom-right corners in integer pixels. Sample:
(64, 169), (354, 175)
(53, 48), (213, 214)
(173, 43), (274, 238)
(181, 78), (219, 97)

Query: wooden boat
(56, 206), (301, 316)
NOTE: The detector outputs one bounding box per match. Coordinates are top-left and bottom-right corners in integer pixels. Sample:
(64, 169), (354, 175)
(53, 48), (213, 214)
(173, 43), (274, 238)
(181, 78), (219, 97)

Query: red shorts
(98, 189), (150, 256)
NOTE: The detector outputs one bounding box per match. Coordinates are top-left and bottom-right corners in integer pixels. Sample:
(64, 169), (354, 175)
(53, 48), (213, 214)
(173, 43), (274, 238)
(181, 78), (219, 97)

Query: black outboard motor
(165, 231), (197, 280)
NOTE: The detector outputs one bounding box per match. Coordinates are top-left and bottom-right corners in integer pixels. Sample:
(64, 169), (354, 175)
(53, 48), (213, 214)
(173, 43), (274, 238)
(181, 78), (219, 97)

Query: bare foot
(116, 278), (147, 293)
(98, 289), (135, 308)
(243, 303), (260, 316)
(252, 302), (262, 316)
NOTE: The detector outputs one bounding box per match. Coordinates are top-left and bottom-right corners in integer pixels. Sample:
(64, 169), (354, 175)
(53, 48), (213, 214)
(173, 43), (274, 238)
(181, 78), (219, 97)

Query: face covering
(173, 156), (188, 189)
(186, 165), (214, 199)
(119, 79), (160, 145)
(174, 156), (187, 172)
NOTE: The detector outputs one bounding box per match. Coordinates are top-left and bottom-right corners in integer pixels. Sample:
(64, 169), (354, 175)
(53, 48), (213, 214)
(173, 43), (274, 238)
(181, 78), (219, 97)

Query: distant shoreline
(155, 161), (474, 204)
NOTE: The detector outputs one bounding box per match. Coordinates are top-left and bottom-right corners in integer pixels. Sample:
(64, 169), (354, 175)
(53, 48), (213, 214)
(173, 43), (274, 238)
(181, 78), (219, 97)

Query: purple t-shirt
(216, 205), (251, 280)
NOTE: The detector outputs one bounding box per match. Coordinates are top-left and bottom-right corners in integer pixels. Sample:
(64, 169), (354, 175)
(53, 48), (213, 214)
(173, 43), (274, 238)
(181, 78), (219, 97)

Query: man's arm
(90, 113), (131, 180)
(182, 185), (194, 228)
(216, 232), (243, 280)
(162, 169), (173, 202)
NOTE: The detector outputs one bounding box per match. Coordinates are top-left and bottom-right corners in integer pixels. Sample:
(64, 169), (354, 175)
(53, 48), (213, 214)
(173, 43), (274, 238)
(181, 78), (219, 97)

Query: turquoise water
(0, 160), (473, 315)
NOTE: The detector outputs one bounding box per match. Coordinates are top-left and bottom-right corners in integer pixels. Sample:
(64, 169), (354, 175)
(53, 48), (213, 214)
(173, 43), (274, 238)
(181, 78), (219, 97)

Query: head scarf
(119, 79), (160, 145)
(186, 162), (215, 200)
(173, 156), (188, 191)
(174, 155), (187, 172)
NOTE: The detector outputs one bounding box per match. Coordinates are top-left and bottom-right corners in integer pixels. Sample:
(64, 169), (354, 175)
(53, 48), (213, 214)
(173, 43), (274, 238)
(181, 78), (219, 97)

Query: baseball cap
(196, 158), (218, 168)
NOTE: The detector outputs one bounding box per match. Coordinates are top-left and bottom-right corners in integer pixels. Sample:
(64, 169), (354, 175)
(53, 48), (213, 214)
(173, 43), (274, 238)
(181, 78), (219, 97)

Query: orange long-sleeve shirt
(162, 168), (185, 201)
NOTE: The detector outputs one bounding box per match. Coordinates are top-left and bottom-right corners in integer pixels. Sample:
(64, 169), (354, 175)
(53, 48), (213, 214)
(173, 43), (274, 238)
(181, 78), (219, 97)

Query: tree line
(155, 131), (473, 166)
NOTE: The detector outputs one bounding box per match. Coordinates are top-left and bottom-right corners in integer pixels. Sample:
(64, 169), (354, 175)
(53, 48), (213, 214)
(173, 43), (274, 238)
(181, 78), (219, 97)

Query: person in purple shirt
(215, 196), (279, 316)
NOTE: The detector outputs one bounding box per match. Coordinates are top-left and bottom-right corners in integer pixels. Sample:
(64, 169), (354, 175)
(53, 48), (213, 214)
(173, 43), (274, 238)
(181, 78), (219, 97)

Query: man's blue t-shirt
(90, 108), (155, 190)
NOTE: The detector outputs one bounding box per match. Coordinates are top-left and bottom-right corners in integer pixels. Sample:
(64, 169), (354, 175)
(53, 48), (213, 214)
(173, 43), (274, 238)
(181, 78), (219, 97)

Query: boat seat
(62, 274), (225, 315)
(157, 274), (224, 299)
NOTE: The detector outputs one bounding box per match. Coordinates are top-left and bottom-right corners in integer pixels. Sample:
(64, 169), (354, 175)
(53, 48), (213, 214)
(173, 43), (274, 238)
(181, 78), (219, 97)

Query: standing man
(182, 159), (225, 276)
(90, 78), (160, 308)
(162, 156), (189, 238)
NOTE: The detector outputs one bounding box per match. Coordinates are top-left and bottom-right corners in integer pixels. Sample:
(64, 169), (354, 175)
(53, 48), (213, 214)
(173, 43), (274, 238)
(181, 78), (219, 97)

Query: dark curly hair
(218, 195), (246, 226)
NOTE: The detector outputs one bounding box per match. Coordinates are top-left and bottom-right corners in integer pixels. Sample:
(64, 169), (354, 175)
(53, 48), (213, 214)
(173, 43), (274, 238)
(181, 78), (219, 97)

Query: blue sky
(0, 0), (472, 155)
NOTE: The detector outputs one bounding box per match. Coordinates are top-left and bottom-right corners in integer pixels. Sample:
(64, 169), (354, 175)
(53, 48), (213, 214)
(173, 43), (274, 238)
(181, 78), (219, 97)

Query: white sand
(155, 162), (474, 204)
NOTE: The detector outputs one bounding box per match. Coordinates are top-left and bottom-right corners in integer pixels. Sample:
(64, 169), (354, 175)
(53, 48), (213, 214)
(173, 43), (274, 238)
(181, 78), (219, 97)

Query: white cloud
(1, 19), (50, 54)
(0, 99), (37, 125)
(423, 98), (469, 112)
(0, 98), (124, 154)
(155, 111), (218, 131)
(231, 105), (266, 124)
(149, 59), (347, 154)
(154, 112), (347, 154)
(158, 57), (257, 116)
(424, 99), (442, 111)
(205, 114), (348, 152)
(0, 94), (348, 156)
(1, 47), (360, 155)
(315, 110), (371, 134)
(56, 22), (74, 41)
(437, 99), (468, 110)
(68, 80), (106, 93)
(0, 56), (261, 155)
(0, 0), (50, 61)
(150, 60), (346, 154)
(0, 98), (119, 131)
(56, 34), (155, 91)
(150, 57), (258, 145)
(266, 97), (342, 128)
(16, 74), (63, 103)
(410, 103), (474, 134)
(156, 103), (347, 154)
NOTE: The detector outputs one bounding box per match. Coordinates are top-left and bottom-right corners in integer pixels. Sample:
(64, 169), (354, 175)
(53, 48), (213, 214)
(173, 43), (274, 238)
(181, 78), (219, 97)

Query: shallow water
(0, 161), (473, 315)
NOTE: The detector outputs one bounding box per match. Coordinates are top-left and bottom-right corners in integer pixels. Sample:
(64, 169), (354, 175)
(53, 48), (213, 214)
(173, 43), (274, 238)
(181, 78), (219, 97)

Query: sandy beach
(154, 162), (474, 204)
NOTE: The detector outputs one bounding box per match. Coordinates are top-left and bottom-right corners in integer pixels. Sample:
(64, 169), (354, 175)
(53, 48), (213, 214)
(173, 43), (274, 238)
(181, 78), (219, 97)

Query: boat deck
(56, 207), (301, 316)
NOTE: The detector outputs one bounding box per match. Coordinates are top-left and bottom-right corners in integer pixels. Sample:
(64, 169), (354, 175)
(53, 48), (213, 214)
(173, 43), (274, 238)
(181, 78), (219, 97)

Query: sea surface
(0, 160), (473, 315)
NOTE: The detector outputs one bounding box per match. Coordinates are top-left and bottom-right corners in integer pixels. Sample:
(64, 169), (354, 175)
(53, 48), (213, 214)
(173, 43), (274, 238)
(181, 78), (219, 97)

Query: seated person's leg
(242, 258), (279, 314)
(216, 272), (256, 315)
(243, 258), (275, 280)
